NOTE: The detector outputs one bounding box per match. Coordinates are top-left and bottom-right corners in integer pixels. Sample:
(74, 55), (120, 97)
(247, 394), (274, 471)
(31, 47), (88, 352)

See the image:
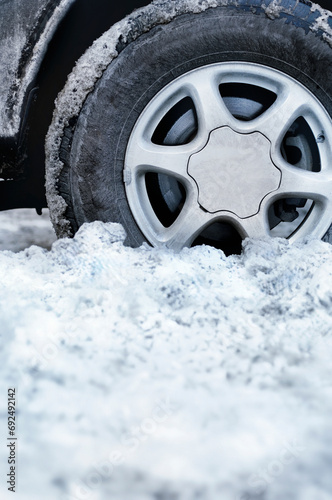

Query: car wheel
(47, 0), (332, 255)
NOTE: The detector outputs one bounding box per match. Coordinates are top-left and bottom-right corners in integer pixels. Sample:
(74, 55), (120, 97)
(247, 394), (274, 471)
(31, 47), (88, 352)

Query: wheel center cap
(188, 126), (281, 218)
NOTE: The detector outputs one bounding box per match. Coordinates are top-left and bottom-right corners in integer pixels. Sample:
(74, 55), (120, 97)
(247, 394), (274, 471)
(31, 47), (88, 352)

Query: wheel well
(0, 0), (149, 211)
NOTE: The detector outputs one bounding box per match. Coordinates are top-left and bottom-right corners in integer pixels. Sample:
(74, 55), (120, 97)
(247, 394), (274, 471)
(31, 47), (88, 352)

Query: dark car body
(0, 0), (330, 213)
(0, 0), (150, 212)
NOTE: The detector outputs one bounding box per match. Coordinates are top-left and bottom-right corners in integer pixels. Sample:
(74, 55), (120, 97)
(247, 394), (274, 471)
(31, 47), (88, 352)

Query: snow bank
(1, 220), (332, 500)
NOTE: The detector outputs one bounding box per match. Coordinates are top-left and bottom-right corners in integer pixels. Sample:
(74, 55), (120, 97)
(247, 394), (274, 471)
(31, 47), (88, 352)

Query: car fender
(0, 0), (75, 139)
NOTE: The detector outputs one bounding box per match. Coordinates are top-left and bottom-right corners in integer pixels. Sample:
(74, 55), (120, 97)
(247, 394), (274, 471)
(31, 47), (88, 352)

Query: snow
(0, 209), (56, 252)
(262, 0), (284, 20)
(1, 209), (332, 499)
(310, 2), (332, 47)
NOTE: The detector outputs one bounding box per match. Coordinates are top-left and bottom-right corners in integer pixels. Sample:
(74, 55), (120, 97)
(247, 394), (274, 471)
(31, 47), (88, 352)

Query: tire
(49, 0), (332, 254)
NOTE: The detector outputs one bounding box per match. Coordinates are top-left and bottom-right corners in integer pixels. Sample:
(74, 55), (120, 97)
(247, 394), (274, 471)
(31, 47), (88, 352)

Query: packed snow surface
(1, 210), (332, 500)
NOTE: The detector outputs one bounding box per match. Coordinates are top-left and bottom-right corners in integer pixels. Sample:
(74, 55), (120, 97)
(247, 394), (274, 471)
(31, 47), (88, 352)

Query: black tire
(56, 0), (332, 251)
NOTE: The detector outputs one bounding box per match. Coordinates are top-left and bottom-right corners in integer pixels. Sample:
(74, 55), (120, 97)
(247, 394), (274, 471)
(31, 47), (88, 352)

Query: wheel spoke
(234, 211), (271, 240)
(126, 139), (192, 183)
(248, 83), (309, 146)
(278, 164), (332, 203)
(185, 70), (236, 134)
(157, 197), (213, 251)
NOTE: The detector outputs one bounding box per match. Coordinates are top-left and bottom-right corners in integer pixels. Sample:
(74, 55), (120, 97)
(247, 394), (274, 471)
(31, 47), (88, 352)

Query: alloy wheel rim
(124, 62), (332, 252)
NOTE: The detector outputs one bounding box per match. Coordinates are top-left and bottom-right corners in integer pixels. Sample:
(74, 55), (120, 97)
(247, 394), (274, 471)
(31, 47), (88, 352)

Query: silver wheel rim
(124, 62), (332, 252)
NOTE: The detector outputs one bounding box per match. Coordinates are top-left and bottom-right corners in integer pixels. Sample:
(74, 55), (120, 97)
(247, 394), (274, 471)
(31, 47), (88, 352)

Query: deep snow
(1, 209), (332, 500)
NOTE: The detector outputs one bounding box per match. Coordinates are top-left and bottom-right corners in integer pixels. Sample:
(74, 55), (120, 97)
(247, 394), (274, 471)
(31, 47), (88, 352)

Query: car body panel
(0, 0), (148, 209)
(0, 0), (74, 139)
